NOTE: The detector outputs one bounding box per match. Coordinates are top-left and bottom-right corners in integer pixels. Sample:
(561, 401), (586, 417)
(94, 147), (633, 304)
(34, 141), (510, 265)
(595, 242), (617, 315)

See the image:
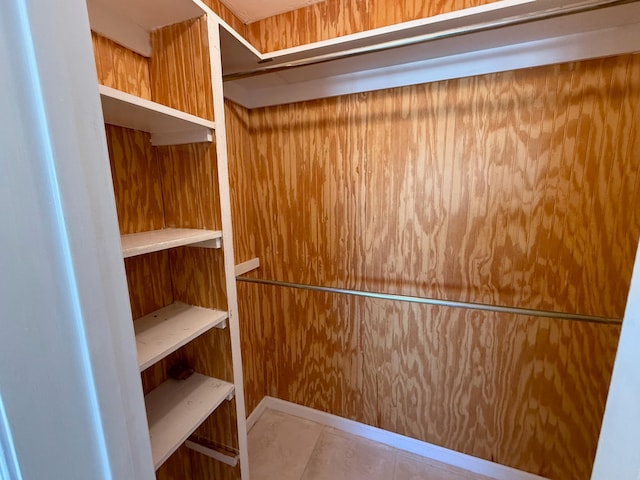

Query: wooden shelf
(218, 0), (640, 108)
(135, 302), (228, 371)
(121, 228), (222, 258)
(87, 0), (204, 56)
(145, 373), (234, 470)
(99, 85), (215, 146)
(234, 257), (260, 277)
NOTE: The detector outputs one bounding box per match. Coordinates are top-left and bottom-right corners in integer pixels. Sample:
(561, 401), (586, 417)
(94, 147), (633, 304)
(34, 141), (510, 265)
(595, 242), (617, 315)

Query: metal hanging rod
(236, 276), (622, 325)
(223, 0), (638, 81)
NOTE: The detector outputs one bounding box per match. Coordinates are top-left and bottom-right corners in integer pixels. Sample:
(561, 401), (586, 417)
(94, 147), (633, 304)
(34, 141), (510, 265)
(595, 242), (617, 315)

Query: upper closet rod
(236, 276), (622, 325)
(223, 0), (637, 81)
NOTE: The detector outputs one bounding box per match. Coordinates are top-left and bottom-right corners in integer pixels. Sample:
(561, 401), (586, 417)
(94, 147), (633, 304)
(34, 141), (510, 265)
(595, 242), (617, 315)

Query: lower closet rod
(236, 276), (622, 325)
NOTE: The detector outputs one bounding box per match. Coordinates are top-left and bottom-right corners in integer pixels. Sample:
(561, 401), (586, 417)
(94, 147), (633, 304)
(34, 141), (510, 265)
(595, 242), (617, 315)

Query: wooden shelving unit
(99, 85), (215, 146)
(88, 0), (250, 476)
(135, 302), (228, 371)
(145, 373), (235, 469)
(121, 228), (222, 258)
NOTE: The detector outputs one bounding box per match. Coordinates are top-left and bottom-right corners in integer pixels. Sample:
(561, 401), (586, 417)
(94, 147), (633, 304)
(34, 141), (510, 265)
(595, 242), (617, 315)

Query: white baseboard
(249, 396), (549, 480)
(246, 397), (269, 431)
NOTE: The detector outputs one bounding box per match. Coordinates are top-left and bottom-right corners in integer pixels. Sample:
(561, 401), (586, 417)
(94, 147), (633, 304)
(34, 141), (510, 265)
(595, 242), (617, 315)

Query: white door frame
(591, 241), (640, 479)
(0, 0), (153, 478)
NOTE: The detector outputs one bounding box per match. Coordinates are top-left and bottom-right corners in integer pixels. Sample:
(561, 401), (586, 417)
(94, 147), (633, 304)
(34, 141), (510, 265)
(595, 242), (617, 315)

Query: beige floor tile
(248, 409), (323, 480)
(300, 428), (396, 480)
(394, 451), (494, 480)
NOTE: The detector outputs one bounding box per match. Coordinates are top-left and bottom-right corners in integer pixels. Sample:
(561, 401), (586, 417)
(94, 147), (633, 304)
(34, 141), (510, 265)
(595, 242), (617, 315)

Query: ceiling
(221, 0), (325, 23)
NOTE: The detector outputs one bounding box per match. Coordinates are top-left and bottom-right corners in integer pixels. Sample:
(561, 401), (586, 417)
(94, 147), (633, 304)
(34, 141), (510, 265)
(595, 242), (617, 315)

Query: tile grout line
(297, 423), (328, 480)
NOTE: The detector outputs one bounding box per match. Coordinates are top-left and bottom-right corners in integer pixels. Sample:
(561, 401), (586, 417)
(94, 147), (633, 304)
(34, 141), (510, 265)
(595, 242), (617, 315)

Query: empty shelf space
(87, 0), (205, 56)
(121, 228), (222, 258)
(135, 302), (228, 371)
(99, 85), (215, 145)
(145, 373), (235, 470)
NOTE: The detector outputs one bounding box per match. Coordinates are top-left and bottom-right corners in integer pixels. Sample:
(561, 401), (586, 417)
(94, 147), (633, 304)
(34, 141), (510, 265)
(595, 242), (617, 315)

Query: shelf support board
(151, 129), (213, 146)
(213, 319), (228, 330)
(234, 257), (260, 276)
(190, 237), (223, 249)
(185, 438), (239, 467)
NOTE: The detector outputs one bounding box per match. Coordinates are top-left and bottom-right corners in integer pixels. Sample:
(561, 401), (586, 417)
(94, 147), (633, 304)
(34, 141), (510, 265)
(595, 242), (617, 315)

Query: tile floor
(248, 409), (494, 480)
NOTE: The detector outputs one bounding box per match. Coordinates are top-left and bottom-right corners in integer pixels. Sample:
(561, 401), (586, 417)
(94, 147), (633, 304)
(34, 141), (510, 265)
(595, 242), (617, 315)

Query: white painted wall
(0, 0), (153, 478)
(591, 241), (640, 479)
(220, 0), (323, 23)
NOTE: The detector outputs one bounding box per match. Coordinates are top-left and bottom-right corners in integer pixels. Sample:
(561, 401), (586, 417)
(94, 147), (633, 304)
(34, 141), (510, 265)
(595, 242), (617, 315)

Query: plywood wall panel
(302, 0), (369, 49)
(351, 58), (640, 316)
(541, 321), (621, 480)
(150, 17), (214, 121)
(245, 0), (498, 51)
(345, 296), (379, 427)
(193, 399), (239, 452)
(224, 99), (267, 415)
(231, 54), (640, 480)
(156, 442), (240, 480)
(315, 95), (367, 288)
(236, 281), (266, 415)
(156, 445), (194, 480)
(225, 101), (257, 263)
(105, 125), (164, 234)
(201, 0), (246, 37)
(170, 247), (228, 311)
(91, 32), (151, 98)
(251, 104), (318, 283)
(369, 0), (498, 29)
(158, 144), (222, 231)
(124, 252), (174, 320)
(244, 0), (353, 51)
(261, 286), (353, 416)
(246, 0), (368, 51)
(189, 445), (240, 480)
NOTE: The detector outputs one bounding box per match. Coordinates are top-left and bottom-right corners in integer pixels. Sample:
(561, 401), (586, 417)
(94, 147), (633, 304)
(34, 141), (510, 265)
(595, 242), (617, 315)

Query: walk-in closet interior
(81, 0), (640, 478)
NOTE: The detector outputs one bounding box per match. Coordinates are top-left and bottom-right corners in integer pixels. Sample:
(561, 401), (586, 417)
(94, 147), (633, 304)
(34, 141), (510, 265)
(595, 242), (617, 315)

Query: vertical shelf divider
(205, 12), (251, 479)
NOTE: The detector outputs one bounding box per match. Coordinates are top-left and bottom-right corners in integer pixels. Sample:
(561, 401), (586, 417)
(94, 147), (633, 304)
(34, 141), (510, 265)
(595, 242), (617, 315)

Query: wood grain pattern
(228, 54), (640, 480)
(262, 287), (353, 415)
(235, 281), (266, 415)
(189, 442), (240, 480)
(201, 0), (246, 37)
(91, 32), (151, 98)
(225, 101), (257, 264)
(158, 144), (222, 231)
(150, 17), (214, 121)
(155, 441), (239, 480)
(105, 125), (164, 235)
(155, 444), (193, 480)
(225, 99), (265, 414)
(170, 247), (228, 312)
(246, 0), (367, 52)
(245, 0), (498, 51)
(369, 0), (499, 30)
(124, 252), (174, 320)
